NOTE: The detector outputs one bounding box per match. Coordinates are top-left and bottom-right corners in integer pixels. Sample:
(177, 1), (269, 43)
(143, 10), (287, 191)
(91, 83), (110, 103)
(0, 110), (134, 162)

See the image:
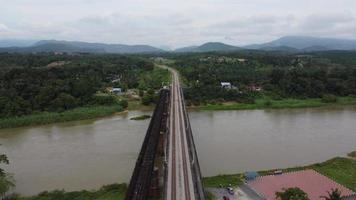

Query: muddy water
(1, 107), (356, 195)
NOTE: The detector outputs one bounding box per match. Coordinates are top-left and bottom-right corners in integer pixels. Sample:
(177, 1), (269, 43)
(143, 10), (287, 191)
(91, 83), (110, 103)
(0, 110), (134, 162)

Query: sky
(1, 0), (356, 48)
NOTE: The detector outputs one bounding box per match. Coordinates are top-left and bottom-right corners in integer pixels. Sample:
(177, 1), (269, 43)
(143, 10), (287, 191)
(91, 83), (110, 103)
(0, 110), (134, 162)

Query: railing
(124, 89), (170, 200)
(179, 87), (206, 200)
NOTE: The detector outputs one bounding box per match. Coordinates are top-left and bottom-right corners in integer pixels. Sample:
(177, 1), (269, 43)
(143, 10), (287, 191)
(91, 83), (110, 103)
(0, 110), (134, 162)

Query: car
(226, 187), (234, 195)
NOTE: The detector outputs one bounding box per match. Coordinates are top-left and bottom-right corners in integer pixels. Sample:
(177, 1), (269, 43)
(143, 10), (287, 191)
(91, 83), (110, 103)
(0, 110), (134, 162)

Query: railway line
(165, 68), (196, 200)
(125, 64), (205, 200)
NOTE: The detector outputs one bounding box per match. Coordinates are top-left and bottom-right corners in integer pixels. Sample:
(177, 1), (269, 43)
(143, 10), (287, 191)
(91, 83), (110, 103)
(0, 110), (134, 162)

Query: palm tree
(276, 187), (310, 200)
(320, 188), (344, 200)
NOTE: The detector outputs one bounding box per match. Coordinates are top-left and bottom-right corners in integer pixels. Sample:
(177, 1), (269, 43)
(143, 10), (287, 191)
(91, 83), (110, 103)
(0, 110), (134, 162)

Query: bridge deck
(166, 69), (196, 200)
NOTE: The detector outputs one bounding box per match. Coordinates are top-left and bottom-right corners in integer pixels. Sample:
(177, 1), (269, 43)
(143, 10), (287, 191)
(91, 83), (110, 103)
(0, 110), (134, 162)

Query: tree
(0, 153), (14, 197)
(320, 189), (344, 200)
(141, 94), (153, 105)
(119, 100), (128, 109)
(276, 187), (310, 200)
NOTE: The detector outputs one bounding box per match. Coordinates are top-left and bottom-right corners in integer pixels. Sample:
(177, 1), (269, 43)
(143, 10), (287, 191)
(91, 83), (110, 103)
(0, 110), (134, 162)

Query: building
(247, 84), (263, 92)
(246, 169), (355, 200)
(221, 82), (232, 89)
(111, 88), (122, 95)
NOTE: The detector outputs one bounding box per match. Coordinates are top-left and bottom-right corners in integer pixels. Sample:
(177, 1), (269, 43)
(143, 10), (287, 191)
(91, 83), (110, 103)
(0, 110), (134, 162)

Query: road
(165, 66), (196, 200)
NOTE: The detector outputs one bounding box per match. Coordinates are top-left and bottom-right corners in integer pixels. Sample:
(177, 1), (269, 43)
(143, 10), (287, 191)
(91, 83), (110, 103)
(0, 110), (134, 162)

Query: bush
(321, 94), (337, 103)
(91, 95), (117, 105)
(348, 151), (356, 158)
(119, 100), (128, 109)
(264, 99), (272, 107)
(141, 94), (153, 105)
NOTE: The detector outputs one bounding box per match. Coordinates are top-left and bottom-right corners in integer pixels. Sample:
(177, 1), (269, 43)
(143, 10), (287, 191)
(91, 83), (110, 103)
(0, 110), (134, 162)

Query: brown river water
(0, 107), (356, 195)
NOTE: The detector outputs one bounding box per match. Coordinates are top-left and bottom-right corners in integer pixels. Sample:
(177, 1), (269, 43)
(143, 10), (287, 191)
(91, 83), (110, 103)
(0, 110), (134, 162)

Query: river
(0, 107), (356, 195)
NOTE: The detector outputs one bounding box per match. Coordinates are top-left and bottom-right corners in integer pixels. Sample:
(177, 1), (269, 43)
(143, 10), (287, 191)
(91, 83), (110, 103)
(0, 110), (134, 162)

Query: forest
(0, 53), (166, 118)
(170, 51), (356, 105)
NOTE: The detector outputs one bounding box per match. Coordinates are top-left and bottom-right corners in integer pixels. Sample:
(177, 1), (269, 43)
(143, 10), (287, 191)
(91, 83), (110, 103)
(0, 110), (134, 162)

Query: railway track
(125, 64), (205, 200)
(166, 69), (196, 200)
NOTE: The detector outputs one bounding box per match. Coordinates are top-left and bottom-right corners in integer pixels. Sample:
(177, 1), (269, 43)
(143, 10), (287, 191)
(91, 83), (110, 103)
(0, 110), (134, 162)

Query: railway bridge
(125, 67), (205, 200)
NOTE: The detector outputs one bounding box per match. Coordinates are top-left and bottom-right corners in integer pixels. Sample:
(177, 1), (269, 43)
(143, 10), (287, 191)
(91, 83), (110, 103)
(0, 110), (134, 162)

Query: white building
(111, 88), (122, 95)
(220, 82), (232, 89)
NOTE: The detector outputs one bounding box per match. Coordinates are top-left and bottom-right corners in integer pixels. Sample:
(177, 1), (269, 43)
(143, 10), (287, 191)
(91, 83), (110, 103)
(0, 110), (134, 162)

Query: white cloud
(1, 0), (356, 47)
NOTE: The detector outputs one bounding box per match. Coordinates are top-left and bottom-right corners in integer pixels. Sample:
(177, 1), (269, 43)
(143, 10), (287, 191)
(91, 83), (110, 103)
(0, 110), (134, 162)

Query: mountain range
(0, 36), (356, 54)
(0, 40), (163, 54)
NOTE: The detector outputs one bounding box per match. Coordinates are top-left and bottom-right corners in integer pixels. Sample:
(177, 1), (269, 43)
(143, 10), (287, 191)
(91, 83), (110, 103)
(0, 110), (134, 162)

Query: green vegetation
(130, 115), (151, 120)
(200, 96), (356, 110)
(206, 191), (216, 200)
(0, 53), (172, 128)
(320, 188), (344, 200)
(313, 157), (356, 191)
(203, 157), (356, 191)
(169, 51), (356, 108)
(10, 183), (127, 200)
(0, 153), (14, 196)
(0, 105), (123, 129)
(203, 174), (243, 188)
(0, 54), (154, 117)
(348, 151), (356, 158)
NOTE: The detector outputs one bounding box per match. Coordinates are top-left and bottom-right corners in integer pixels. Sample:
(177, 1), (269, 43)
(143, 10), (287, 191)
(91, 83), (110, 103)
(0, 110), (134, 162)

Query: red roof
(247, 169), (355, 200)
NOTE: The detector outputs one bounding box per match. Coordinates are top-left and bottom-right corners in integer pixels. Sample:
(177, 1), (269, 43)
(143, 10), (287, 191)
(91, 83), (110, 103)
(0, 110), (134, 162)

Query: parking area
(207, 185), (263, 200)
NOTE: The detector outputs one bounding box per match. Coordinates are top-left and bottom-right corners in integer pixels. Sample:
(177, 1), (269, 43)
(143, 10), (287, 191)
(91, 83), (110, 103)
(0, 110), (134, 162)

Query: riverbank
(10, 184), (127, 200)
(199, 96), (356, 111)
(203, 155), (356, 191)
(0, 105), (123, 129)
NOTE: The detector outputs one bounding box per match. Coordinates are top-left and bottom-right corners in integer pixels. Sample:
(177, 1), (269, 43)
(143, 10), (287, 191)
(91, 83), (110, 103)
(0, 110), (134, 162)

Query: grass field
(203, 156), (356, 191)
(0, 105), (123, 129)
(200, 96), (356, 111)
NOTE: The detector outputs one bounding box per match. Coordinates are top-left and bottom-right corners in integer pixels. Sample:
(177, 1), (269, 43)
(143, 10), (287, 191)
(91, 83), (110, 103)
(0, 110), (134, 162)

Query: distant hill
(0, 39), (37, 48)
(245, 36), (356, 51)
(0, 40), (164, 54)
(260, 45), (298, 52)
(175, 42), (240, 52)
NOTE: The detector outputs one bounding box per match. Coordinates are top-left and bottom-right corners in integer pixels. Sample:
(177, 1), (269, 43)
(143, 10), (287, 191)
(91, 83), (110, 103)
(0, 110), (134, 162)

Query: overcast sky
(1, 0), (356, 48)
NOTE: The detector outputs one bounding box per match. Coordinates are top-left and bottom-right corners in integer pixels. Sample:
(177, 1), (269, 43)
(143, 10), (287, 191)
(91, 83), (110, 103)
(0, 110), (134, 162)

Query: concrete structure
(247, 169), (355, 200)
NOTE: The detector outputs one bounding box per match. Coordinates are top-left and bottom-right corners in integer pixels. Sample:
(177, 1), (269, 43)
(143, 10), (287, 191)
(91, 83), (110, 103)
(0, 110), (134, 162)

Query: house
(237, 58), (247, 63)
(110, 88), (122, 95)
(247, 84), (263, 92)
(246, 169), (355, 200)
(221, 82), (232, 89)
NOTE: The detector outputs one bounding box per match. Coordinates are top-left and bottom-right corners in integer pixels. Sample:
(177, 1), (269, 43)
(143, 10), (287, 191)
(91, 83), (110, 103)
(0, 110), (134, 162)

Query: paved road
(165, 67), (196, 200)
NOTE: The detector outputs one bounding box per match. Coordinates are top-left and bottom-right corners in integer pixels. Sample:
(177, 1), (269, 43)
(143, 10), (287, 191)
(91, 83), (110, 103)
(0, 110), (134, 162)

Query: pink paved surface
(248, 169), (355, 200)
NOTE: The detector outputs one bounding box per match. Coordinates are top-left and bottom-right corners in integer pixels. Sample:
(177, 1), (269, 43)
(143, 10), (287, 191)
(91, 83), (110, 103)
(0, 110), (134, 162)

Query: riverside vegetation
(0, 53), (169, 128)
(169, 51), (356, 110)
(203, 154), (356, 191)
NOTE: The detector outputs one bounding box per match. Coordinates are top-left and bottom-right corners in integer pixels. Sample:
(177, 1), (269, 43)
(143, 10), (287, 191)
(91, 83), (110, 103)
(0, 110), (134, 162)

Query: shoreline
(0, 105), (124, 130)
(2, 97), (356, 129)
(196, 96), (356, 111)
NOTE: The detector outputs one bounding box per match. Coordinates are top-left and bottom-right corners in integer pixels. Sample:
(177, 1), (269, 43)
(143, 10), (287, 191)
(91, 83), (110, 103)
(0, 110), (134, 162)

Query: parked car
(226, 187), (234, 195)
